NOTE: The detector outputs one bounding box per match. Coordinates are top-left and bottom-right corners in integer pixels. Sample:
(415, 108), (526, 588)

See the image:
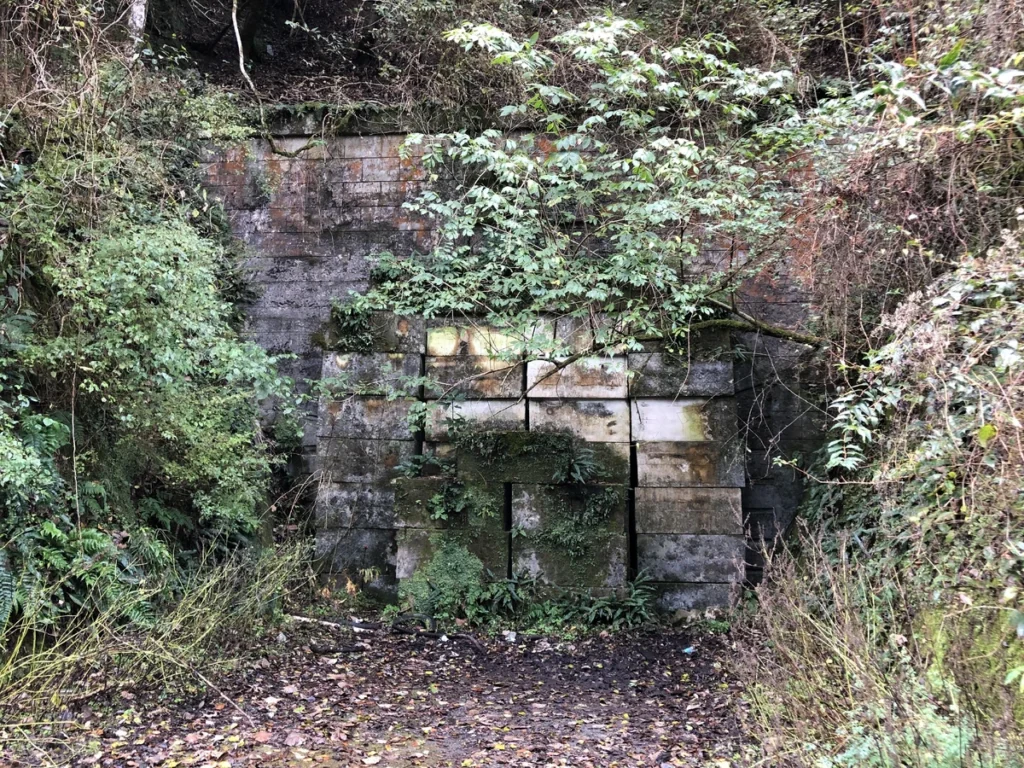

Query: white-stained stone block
(526, 357), (627, 399)
(529, 399), (630, 442)
(424, 399), (526, 441)
(631, 398), (737, 443)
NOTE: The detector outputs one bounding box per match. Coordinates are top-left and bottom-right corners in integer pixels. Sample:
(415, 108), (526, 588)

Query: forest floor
(3, 619), (747, 768)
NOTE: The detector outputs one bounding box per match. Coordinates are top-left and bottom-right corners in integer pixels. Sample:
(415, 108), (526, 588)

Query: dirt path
(6, 622), (746, 767)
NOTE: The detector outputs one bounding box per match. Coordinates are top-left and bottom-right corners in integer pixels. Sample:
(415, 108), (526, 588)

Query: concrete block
(529, 400), (630, 443)
(426, 324), (521, 357)
(630, 398), (737, 443)
(367, 312), (425, 354)
(316, 484), (396, 529)
(393, 477), (450, 529)
(424, 357), (523, 399)
(511, 483), (628, 587)
(627, 355), (734, 398)
(396, 527), (508, 580)
(513, 533), (628, 589)
(316, 439), (416, 484)
(318, 397), (417, 440)
(316, 528), (396, 576)
(554, 315), (627, 354)
(457, 432), (573, 488)
(510, 485), (628, 588)
(526, 357), (628, 399)
(634, 487), (743, 535)
(653, 583), (738, 612)
(637, 534), (745, 583)
(393, 477), (503, 530)
(424, 400), (527, 441)
(636, 440), (745, 488)
(322, 353), (422, 395)
(512, 483), (627, 533)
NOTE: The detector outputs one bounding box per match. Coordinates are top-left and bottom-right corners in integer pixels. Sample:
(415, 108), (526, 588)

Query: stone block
(509, 487), (626, 589)
(457, 432), (574, 488)
(322, 353), (423, 395)
(653, 582), (738, 612)
(528, 399), (630, 443)
(636, 534), (745, 583)
(634, 487), (743, 535)
(554, 315), (628, 354)
(512, 483), (627, 532)
(424, 357), (523, 399)
(635, 441), (745, 488)
(316, 484), (396, 529)
(318, 397), (417, 440)
(426, 324), (521, 357)
(627, 355), (734, 398)
(526, 357), (628, 399)
(511, 484), (628, 588)
(424, 400), (527, 441)
(396, 527), (508, 580)
(365, 312), (425, 354)
(630, 398), (737, 443)
(393, 476), (502, 530)
(316, 439), (416, 484)
(316, 527), (396, 576)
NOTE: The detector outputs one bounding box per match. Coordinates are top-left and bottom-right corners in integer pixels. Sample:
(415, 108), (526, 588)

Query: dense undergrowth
(0, 1), (303, 699)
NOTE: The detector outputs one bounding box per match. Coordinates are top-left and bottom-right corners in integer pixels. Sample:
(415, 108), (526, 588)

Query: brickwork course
(203, 134), (823, 609)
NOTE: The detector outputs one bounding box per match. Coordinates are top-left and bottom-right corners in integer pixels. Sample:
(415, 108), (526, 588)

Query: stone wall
(202, 133), (823, 608)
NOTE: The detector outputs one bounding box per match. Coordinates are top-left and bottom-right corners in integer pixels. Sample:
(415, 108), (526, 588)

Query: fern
(0, 549), (14, 633)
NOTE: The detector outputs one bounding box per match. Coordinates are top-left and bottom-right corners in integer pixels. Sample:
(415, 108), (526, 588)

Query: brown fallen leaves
(1, 621), (748, 767)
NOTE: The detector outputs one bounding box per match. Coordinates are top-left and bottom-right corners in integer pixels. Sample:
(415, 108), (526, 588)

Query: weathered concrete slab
(393, 477), (502, 529)
(366, 311), (425, 354)
(426, 324), (521, 357)
(511, 484), (627, 588)
(627, 355), (734, 398)
(424, 400), (527, 441)
(630, 398), (737, 443)
(526, 357), (628, 399)
(424, 357), (523, 399)
(457, 432), (572, 488)
(322, 353), (423, 395)
(318, 397), (417, 440)
(555, 315), (627, 354)
(513, 532), (628, 589)
(635, 441), (745, 488)
(316, 484), (396, 529)
(396, 527), (508, 580)
(316, 527), (397, 578)
(636, 534), (745, 583)
(634, 488), (743, 535)
(529, 399), (630, 443)
(587, 442), (632, 484)
(316, 439), (416, 484)
(512, 484), (628, 533)
(653, 582), (738, 612)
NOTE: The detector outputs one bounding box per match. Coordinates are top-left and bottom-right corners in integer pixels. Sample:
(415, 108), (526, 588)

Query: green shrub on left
(0, 47), (294, 630)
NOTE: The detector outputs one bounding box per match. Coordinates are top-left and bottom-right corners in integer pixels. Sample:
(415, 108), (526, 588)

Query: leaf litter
(2, 620), (746, 767)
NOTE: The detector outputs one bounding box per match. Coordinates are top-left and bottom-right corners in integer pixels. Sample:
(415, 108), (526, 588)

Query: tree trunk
(127, 0), (147, 43)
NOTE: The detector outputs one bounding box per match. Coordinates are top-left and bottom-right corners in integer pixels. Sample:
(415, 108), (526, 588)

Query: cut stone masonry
(203, 132), (823, 608)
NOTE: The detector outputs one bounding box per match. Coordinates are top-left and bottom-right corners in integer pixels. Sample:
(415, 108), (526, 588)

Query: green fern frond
(0, 549), (14, 633)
